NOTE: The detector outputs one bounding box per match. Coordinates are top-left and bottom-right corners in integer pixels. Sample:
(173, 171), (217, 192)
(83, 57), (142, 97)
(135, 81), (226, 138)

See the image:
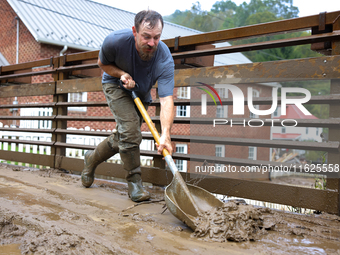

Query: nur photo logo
(196, 82), (312, 128)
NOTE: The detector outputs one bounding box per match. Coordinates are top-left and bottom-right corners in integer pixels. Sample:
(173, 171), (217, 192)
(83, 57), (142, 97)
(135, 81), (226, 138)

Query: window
(282, 127), (286, 133)
(68, 92), (87, 112)
(272, 106), (280, 117)
(175, 144), (187, 172)
(215, 87), (226, 99)
(216, 105), (224, 118)
(176, 105), (189, 117)
(215, 85), (228, 118)
(248, 147), (257, 160)
(177, 87), (190, 99)
(176, 87), (190, 117)
(249, 89), (259, 118)
(316, 128), (319, 136)
(215, 145), (225, 168)
(306, 127), (309, 135)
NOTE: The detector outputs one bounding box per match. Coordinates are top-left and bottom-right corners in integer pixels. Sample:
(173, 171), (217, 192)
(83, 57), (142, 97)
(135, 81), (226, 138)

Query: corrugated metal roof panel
(6, 0), (252, 65)
(7, 0), (202, 48)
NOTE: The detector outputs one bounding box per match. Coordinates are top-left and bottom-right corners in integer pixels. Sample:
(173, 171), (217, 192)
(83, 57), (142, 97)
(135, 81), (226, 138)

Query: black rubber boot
(81, 134), (119, 188)
(126, 168), (150, 202)
(120, 148), (150, 202)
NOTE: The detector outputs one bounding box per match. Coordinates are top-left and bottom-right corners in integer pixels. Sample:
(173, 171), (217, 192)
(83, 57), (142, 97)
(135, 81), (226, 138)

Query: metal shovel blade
(164, 175), (224, 231)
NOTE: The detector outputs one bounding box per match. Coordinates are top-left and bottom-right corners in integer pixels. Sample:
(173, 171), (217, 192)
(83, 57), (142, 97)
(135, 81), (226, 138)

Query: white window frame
(175, 144), (188, 172)
(176, 87), (190, 117)
(249, 89), (259, 118)
(248, 146), (257, 160)
(215, 144), (225, 168)
(68, 92), (87, 112)
(214, 85), (228, 118)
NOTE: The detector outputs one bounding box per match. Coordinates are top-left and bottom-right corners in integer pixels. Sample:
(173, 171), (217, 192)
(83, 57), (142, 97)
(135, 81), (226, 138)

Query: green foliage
(165, 2), (226, 32)
(164, 0), (319, 62)
(279, 80), (330, 120)
(305, 150), (327, 163)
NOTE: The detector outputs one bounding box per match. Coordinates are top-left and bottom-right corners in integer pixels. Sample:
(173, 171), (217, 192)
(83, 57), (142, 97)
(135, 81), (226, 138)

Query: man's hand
(156, 134), (173, 156)
(120, 73), (135, 90)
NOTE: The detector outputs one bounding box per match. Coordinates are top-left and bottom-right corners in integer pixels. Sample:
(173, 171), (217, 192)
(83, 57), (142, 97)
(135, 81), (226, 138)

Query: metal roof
(6, 0), (253, 65)
(7, 0), (200, 51)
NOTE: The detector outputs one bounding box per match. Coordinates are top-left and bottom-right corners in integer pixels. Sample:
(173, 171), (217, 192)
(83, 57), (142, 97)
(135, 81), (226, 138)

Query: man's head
(132, 10), (164, 61)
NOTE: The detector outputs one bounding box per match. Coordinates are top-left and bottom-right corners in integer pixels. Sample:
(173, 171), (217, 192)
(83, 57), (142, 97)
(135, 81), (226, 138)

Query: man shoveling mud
(81, 10), (175, 202)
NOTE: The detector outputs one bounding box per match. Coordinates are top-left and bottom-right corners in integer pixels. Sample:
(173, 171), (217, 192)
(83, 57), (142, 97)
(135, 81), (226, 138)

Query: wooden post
(51, 56), (68, 169)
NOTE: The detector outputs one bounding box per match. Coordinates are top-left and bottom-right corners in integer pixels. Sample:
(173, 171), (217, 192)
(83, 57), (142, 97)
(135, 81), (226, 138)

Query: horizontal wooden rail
(0, 69), (56, 80)
(167, 117), (340, 128)
(1, 94), (339, 109)
(57, 63), (99, 72)
(162, 11), (340, 48)
(1, 115), (338, 128)
(0, 127), (55, 133)
(0, 58), (53, 73)
(0, 103), (56, 109)
(174, 55), (340, 86)
(0, 116), (56, 121)
(146, 134), (340, 152)
(176, 153), (339, 178)
(65, 51), (99, 62)
(0, 138), (53, 146)
(172, 32), (340, 59)
(0, 151), (54, 166)
(0, 82), (56, 98)
(2, 128), (335, 152)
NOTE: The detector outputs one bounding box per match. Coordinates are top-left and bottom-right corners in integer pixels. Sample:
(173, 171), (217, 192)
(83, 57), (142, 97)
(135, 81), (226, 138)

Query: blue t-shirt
(99, 29), (175, 102)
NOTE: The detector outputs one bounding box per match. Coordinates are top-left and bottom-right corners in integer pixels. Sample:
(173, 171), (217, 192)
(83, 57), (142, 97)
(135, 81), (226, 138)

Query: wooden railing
(1, 11), (340, 215)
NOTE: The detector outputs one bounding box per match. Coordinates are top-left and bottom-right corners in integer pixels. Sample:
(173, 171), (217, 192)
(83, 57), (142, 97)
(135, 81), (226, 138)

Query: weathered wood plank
(0, 82), (55, 97)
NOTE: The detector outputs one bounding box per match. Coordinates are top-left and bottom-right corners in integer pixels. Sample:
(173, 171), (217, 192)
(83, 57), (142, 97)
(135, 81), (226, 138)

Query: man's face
(133, 20), (162, 61)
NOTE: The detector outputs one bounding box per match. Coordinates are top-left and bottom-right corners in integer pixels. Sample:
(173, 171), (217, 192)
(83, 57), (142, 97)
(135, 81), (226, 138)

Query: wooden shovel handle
(132, 93), (170, 158)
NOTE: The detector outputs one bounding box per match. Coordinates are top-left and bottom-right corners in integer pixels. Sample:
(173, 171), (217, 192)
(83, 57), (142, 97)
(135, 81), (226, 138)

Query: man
(81, 10), (175, 202)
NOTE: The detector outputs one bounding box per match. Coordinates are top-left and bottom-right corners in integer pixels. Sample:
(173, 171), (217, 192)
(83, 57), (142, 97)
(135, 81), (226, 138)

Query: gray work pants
(102, 82), (148, 159)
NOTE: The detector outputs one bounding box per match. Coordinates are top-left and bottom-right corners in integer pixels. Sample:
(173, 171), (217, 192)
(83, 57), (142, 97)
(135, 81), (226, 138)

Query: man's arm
(157, 95), (175, 155)
(97, 58), (135, 89)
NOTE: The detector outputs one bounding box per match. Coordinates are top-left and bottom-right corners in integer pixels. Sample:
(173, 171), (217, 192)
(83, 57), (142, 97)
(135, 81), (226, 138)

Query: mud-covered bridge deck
(1, 164), (340, 254)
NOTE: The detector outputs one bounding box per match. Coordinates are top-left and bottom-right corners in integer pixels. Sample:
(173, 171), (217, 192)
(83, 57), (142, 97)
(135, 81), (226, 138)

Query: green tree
(165, 2), (223, 32)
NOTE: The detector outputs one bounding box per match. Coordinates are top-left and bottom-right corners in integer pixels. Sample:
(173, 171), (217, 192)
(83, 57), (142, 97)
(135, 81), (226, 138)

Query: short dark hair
(134, 10), (164, 32)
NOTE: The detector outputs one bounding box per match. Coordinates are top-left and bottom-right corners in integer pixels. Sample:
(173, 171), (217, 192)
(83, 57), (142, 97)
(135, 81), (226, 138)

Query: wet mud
(0, 163), (340, 254)
(193, 201), (264, 242)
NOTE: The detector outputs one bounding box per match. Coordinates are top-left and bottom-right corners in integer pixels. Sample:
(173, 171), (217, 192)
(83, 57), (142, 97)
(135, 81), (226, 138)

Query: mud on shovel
(129, 86), (224, 231)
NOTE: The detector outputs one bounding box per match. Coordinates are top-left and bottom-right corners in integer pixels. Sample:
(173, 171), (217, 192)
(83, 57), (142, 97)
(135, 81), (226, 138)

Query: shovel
(130, 87), (224, 231)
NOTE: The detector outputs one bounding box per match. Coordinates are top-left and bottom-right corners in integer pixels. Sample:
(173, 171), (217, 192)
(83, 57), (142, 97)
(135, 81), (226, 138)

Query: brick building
(0, 0), (278, 172)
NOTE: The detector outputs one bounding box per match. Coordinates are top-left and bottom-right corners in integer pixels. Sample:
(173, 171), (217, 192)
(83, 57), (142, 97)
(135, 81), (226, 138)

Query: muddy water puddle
(256, 234), (340, 254)
(0, 243), (22, 255)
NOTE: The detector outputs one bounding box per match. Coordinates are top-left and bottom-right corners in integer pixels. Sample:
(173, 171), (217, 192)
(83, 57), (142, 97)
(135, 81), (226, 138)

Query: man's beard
(138, 44), (157, 61)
